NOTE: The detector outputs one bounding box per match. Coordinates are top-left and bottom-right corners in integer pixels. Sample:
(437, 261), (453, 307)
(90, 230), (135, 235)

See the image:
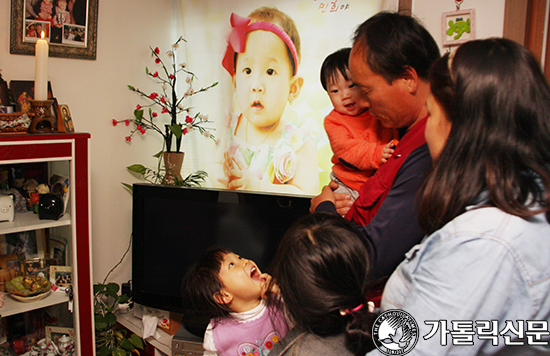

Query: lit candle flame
(41, 31), (45, 39)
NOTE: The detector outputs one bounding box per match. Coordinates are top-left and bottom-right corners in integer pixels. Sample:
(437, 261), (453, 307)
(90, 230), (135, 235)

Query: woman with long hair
(380, 38), (550, 354)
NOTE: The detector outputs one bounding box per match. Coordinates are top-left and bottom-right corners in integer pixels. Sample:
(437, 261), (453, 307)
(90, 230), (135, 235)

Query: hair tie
(339, 301), (376, 317)
(221, 12), (299, 76)
(339, 303), (364, 317)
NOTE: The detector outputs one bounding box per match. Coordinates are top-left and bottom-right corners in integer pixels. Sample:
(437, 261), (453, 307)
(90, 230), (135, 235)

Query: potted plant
(94, 242), (143, 356)
(113, 36), (218, 186)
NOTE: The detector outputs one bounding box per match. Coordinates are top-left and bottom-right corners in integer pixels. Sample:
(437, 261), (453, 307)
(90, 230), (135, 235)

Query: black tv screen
(132, 183), (311, 316)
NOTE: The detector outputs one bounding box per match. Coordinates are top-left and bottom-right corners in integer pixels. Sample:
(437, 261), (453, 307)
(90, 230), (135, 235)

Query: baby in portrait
(211, 7), (319, 195)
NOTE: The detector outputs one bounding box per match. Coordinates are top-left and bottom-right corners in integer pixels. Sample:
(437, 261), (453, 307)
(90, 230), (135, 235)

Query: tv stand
(116, 312), (172, 355)
(116, 312), (205, 356)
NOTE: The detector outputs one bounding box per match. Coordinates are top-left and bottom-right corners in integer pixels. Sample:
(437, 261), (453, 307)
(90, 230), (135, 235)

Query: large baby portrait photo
(179, 0), (391, 197)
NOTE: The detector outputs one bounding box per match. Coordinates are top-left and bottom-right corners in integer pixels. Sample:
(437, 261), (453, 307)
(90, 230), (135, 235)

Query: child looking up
(181, 247), (288, 356)
(321, 48), (398, 200)
(212, 7), (319, 195)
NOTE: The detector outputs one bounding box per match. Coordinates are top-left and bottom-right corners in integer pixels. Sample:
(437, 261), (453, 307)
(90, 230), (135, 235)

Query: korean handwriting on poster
(314, 0), (350, 13)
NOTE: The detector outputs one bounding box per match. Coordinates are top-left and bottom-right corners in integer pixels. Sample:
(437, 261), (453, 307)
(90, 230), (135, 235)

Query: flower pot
(163, 151), (184, 184)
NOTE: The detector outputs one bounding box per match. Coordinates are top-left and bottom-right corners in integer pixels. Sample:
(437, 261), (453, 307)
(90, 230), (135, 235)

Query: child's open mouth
(250, 266), (262, 281)
(345, 103), (356, 111)
(252, 101), (264, 110)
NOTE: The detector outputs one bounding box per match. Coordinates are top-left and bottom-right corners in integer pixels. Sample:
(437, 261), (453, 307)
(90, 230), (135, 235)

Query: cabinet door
(0, 134), (93, 355)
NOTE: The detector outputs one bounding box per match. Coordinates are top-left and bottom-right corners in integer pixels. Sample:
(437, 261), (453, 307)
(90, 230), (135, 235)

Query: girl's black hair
(181, 246), (284, 336)
(420, 38), (550, 234)
(320, 47), (352, 90)
(180, 246), (234, 322)
(268, 212), (378, 355)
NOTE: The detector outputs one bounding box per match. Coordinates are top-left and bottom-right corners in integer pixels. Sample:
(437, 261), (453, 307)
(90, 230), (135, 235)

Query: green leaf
(94, 315), (108, 331)
(130, 334), (144, 349)
(98, 345), (112, 356)
(94, 283), (106, 294)
(118, 294), (130, 304)
(134, 109), (144, 121)
(127, 164), (147, 174)
(120, 338), (135, 351)
(169, 124), (183, 139)
(112, 349), (126, 356)
(104, 312), (118, 326)
(122, 183), (133, 192)
(153, 150), (163, 158)
(127, 85), (136, 91)
(105, 282), (120, 297)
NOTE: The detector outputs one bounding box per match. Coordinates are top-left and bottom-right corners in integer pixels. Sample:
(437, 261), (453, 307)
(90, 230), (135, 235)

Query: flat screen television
(131, 183), (311, 332)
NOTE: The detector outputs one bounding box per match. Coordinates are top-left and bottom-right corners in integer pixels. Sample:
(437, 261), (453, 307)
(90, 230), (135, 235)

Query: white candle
(34, 31), (49, 101)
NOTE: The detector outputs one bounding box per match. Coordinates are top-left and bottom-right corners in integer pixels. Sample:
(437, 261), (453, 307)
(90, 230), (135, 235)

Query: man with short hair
(311, 11), (440, 279)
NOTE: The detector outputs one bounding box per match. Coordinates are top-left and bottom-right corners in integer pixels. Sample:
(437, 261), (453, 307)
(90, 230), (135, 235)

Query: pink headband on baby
(221, 13), (299, 76)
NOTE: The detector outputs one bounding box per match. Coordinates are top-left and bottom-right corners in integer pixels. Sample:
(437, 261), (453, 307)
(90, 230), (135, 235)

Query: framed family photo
(8, 80), (54, 112)
(9, 0), (98, 60)
(50, 265), (72, 287)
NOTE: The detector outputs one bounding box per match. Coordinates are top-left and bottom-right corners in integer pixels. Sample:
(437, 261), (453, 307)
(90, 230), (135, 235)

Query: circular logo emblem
(372, 309), (419, 355)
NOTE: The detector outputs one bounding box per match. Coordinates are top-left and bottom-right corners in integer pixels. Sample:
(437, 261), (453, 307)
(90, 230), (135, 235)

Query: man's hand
(310, 181), (353, 215)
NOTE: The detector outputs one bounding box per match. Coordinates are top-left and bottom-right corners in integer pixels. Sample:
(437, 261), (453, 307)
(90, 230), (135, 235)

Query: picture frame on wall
(9, 0), (98, 60)
(442, 9), (476, 47)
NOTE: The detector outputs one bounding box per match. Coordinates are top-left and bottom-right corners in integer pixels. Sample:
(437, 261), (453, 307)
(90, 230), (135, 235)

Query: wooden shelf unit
(0, 133), (94, 355)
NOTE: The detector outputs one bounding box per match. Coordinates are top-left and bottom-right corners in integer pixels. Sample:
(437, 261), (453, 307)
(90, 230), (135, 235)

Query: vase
(163, 152), (184, 184)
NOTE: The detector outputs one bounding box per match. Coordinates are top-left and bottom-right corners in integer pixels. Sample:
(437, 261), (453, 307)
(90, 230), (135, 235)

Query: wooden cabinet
(0, 133), (93, 355)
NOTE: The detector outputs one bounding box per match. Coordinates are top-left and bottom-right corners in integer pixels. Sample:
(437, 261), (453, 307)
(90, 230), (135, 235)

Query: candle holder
(29, 99), (54, 133)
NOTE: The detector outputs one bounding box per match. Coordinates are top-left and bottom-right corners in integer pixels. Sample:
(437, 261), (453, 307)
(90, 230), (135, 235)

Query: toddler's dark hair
(320, 47), (352, 91)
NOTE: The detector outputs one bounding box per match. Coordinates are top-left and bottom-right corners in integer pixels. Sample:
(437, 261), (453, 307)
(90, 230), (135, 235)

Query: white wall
(0, 0), (507, 292)
(0, 0), (178, 286)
